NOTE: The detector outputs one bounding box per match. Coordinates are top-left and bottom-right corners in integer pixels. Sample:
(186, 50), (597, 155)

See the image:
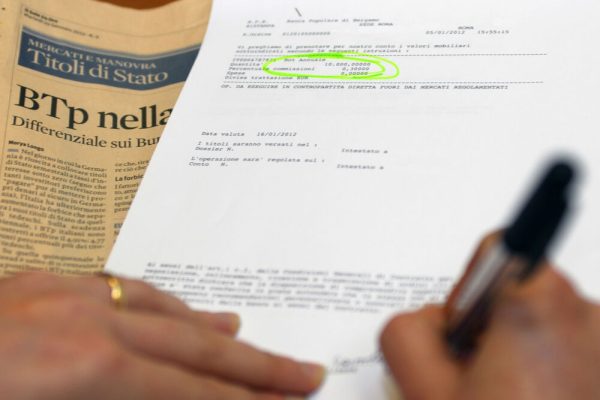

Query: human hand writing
(381, 235), (600, 400)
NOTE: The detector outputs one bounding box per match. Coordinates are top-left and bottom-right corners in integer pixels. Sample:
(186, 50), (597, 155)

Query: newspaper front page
(0, 0), (211, 276)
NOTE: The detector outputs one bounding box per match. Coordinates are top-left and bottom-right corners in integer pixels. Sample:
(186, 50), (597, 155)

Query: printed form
(106, 0), (600, 398)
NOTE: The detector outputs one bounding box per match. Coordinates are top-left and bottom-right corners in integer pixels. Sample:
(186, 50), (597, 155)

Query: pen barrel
(446, 244), (525, 356)
(445, 160), (577, 357)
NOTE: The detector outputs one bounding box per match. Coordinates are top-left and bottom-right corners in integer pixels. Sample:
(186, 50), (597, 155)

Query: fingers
(109, 310), (325, 395)
(463, 267), (594, 399)
(380, 305), (460, 400)
(88, 275), (241, 335)
(37, 323), (306, 400)
(116, 352), (297, 400)
(491, 267), (587, 330)
(0, 272), (240, 335)
(8, 287), (324, 397)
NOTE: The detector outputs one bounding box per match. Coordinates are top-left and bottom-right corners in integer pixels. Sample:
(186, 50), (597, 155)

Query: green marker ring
(262, 51), (399, 80)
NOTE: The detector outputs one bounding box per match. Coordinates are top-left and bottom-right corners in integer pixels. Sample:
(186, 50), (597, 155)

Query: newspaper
(0, 0), (211, 276)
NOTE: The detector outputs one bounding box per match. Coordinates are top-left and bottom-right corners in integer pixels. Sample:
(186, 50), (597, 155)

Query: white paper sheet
(106, 0), (600, 398)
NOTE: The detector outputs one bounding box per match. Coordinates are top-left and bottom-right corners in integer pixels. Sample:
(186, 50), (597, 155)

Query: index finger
(108, 309), (326, 394)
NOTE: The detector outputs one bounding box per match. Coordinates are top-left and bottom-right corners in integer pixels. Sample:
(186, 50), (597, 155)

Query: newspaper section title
(10, 27), (202, 148)
(18, 28), (200, 90)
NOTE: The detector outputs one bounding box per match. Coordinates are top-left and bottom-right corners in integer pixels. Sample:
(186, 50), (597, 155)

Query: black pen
(445, 160), (577, 357)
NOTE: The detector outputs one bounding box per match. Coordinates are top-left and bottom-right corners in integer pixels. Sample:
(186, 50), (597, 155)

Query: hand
(0, 272), (325, 400)
(380, 237), (600, 400)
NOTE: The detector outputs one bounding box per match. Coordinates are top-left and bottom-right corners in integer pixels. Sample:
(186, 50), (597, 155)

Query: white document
(106, 0), (600, 398)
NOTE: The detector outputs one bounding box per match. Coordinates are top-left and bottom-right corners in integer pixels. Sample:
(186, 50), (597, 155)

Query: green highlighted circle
(262, 51), (399, 80)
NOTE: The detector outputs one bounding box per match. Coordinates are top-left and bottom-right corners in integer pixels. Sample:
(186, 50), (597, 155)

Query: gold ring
(97, 272), (126, 309)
